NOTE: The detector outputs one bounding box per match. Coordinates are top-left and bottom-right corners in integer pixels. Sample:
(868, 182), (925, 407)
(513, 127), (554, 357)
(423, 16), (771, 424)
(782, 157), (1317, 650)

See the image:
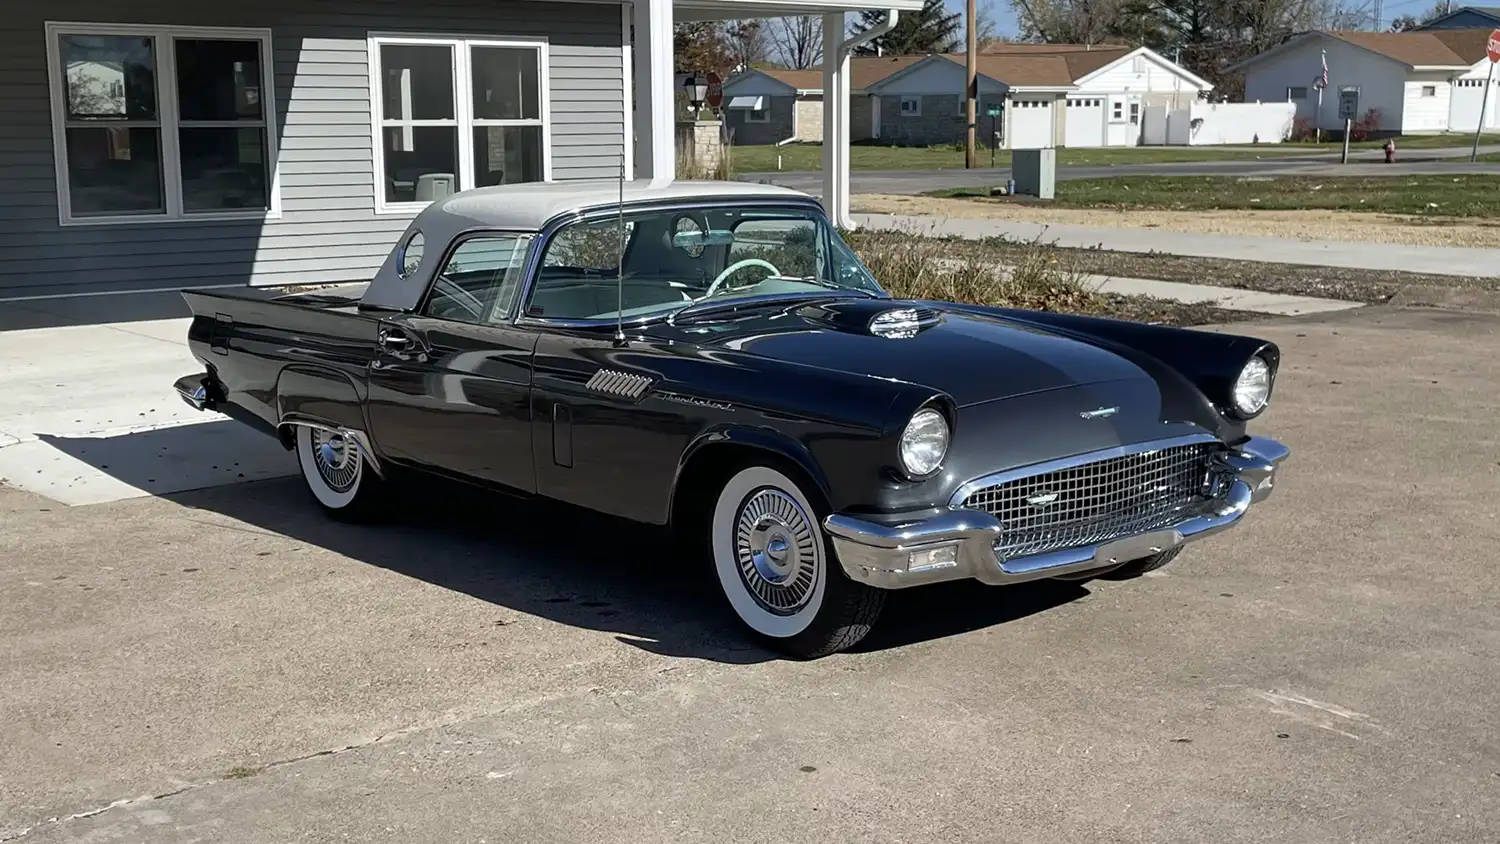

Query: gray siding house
(1, 0), (627, 297)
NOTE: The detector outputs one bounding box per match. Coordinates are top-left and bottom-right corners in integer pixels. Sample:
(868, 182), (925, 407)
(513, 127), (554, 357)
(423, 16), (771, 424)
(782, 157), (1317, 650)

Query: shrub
(1288, 117), (1317, 143)
(1350, 108), (1382, 142)
(843, 226), (1099, 312)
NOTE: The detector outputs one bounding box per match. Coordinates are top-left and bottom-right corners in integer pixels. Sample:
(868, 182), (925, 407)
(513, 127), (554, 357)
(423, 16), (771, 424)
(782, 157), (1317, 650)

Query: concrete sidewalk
(1082, 274), (1362, 316)
(855, 212), (1500, 278)
(0, 300), (292, 505)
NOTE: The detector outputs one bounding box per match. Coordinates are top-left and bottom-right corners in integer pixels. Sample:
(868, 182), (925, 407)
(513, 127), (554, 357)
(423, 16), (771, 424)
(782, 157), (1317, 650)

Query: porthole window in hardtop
(399, 230), (425, 278)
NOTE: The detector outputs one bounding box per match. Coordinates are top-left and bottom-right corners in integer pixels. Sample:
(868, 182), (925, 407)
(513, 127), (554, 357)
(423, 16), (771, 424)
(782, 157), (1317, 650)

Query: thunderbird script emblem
(1025, 490), (1061, 508)
(1079, 406), (1119, 420)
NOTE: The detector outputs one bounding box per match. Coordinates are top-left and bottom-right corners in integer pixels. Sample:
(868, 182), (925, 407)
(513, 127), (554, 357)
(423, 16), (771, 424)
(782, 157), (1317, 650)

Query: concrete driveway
(2, 305), (1498, 843)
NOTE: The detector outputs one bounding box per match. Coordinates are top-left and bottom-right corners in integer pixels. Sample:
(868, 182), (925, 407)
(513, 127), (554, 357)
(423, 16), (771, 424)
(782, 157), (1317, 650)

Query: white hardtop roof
(428, 179), (814, 231)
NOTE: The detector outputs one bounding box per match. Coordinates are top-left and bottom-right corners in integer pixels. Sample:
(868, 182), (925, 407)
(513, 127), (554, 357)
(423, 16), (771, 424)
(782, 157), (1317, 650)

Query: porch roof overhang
(675, 0), (923, 20)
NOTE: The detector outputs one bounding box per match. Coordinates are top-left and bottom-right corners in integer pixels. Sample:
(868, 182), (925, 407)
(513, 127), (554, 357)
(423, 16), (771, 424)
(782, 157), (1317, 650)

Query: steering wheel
(704, 258), (781, 298)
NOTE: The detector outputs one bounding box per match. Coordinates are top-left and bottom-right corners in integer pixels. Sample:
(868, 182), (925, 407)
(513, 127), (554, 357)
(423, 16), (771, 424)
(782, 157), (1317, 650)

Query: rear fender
(273, 366), (384, 471)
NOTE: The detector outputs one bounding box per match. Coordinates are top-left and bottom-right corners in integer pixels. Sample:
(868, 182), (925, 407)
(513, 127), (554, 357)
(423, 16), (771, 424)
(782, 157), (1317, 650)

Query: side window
(420, 233), (533, 325)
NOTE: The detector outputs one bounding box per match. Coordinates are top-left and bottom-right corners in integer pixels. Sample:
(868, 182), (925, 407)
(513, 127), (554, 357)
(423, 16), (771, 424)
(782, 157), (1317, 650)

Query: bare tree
(724, 19), (770, 70)
(771, 16), (823, 69)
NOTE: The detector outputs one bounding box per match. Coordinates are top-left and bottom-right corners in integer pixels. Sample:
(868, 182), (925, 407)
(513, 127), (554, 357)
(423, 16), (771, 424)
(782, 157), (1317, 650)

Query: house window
(900, 96), (921, 117)
(1287, 86), (1308, 100)
(371, 34), (550, 213)
(1421, 85), (1437, 97)
(1132, 55), (1146, 73)
(746, 105), (770, 123)
(1111, 100), (1124, 121)
(1129, 102), (1140, 124)
(45, 22), (278, 225)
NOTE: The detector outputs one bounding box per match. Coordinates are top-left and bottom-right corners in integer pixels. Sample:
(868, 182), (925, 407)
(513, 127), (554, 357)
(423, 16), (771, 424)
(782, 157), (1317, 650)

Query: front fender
(949, 304), (1278, 433)
(671, 424), (834, 510)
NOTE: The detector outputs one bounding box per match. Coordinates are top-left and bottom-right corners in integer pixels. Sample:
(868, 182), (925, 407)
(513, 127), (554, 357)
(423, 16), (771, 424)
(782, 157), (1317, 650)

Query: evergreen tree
(850, 0), (962, 56)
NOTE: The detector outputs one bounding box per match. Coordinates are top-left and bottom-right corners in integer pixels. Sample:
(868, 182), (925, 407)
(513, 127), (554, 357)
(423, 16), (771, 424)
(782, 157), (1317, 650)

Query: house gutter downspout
(823, 10), (900, 229)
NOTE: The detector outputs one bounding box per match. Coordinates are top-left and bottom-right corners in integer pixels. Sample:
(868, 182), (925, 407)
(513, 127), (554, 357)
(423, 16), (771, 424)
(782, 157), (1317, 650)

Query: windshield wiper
(669, 289), (873, 325)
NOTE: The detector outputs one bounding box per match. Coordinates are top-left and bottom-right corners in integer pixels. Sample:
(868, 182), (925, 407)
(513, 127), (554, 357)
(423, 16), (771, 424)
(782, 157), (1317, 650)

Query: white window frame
(44, 20), (281, 227)
(1287, 86), (1308, 100)
(369, 33), (552, 216)
(899, 95), (921, 117)
(1420, 85), (1437, 97)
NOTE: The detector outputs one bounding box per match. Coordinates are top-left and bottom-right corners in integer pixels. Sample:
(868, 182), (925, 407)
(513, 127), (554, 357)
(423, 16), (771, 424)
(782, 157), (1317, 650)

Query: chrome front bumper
(823, 436), (1289, 590)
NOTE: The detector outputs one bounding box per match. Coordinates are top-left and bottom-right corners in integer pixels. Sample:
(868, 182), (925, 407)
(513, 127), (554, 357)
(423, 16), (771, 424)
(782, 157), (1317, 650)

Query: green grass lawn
(1344, 132), (1500, 150)
(730, 133), (1500, 173)
(730, 143), (1323, 173)
(931, 174), (1500, 216)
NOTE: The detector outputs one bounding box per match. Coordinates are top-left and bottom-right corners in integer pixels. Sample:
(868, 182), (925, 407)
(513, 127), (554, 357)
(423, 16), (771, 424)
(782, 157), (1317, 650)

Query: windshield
(522, 204), (884, 322)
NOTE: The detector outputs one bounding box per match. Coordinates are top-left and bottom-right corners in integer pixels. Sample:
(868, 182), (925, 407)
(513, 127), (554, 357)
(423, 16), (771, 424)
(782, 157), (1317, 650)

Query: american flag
(1320, 49), (1329, 87)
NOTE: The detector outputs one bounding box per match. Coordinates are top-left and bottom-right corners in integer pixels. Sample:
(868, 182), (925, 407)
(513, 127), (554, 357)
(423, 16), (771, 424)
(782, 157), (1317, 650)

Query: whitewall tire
(709, 464), (885, 658)
(294, 425), (387, 520)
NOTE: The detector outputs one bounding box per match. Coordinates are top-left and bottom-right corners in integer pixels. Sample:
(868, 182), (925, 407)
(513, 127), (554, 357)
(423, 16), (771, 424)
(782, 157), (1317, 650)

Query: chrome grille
(961, 442), (1221, 560)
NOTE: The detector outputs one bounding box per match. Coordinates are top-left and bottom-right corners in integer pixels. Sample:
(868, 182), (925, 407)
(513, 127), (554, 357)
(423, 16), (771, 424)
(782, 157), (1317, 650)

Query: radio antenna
(614, 150), (626, 346)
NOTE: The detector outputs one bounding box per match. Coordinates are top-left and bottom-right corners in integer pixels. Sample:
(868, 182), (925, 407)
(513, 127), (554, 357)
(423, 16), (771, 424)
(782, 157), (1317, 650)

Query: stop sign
(706, 72), (724, 109)
(1488, 28), (1500, 63)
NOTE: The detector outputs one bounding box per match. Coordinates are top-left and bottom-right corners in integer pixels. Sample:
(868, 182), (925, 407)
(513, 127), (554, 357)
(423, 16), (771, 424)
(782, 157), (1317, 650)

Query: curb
(1388, 284), (1500, 315)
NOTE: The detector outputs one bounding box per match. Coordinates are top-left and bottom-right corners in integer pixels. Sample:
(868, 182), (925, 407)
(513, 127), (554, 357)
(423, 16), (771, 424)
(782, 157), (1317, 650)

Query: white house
(862, 44), (1212, 148)
(1232, 29), (1496, 135)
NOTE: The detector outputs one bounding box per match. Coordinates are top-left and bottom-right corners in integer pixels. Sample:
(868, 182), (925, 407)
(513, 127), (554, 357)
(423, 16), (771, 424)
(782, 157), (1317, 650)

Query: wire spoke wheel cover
(295, 425), (367, 511)
(734, 487), (820, 615)
(311, 428), (360, 493)
(710, 465), (830, 640)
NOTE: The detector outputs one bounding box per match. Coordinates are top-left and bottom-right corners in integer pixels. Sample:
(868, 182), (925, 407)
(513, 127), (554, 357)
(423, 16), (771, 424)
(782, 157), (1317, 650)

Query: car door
(364, 231), (541, 494)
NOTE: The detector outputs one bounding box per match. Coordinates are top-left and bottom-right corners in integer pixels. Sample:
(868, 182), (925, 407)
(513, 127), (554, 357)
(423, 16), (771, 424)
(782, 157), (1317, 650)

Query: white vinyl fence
(1142, 101), (1298, 146)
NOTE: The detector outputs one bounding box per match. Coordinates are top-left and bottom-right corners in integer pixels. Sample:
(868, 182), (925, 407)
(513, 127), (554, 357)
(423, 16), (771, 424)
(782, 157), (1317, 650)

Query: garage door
(1064, 97), (1105, 147)
(1450, 78), (1496, 132)
(1009, 99), (1054, 149)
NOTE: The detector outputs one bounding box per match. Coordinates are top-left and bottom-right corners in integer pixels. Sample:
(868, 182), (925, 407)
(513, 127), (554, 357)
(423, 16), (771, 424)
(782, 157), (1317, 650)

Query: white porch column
(632, 0), (675, 185)
(823, 10), (899, 230)
(821, 12), (852, 229)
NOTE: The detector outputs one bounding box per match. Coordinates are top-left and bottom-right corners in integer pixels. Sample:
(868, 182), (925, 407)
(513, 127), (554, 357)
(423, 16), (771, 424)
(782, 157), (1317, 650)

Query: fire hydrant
(1383, 138), (1396, 163)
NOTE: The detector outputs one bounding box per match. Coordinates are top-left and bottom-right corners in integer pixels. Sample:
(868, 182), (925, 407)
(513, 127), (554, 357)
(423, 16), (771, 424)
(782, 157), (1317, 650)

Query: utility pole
(965, 0), (977, 167)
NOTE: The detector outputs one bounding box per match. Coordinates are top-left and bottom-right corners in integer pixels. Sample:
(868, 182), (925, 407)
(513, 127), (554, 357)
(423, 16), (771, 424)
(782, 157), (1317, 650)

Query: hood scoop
(794, 300), (944, 339)
(868, 306), (943, 339)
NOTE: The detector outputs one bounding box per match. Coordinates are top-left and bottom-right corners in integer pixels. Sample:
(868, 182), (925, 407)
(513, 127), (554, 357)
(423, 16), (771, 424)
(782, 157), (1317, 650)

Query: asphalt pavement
(3, 305), (1499, 843)
(745, 144), (1500, 196)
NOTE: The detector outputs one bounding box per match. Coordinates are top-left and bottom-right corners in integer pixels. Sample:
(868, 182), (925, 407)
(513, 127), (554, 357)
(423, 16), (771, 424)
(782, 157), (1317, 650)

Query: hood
(646, 298), (1154, 407)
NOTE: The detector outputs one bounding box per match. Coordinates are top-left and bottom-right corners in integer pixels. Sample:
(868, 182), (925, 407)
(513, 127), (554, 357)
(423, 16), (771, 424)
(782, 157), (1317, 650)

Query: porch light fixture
(682, 73), (710, 111)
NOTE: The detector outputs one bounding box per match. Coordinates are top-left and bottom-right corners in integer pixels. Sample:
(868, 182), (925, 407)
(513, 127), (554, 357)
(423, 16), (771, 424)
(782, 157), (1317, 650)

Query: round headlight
(1232, 356), (1272, 417)
(899, 408), (949, 477)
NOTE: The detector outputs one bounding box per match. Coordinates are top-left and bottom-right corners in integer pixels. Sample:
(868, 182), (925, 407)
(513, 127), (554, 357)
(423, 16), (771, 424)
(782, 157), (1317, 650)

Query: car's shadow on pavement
(45, 424), (1091, 664)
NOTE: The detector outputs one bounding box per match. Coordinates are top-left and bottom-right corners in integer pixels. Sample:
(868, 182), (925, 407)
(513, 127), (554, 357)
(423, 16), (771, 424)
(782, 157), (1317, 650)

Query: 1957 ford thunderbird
(173, 179), (1288, 658)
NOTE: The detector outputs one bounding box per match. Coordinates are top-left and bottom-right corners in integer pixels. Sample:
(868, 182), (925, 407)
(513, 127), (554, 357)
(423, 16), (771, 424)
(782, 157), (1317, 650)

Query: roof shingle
(1324, 30), (1474, 66)
(754, 55), (934, 92)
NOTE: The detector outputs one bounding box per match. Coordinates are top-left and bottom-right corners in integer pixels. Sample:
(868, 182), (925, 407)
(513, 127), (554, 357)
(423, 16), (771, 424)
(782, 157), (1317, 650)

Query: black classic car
(174, 179), (1288, 658)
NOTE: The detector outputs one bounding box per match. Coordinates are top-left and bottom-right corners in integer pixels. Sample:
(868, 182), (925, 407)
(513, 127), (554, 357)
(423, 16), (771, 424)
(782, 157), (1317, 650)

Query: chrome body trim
(278, 417), (386, 479)
(825, 434), (1288, 590)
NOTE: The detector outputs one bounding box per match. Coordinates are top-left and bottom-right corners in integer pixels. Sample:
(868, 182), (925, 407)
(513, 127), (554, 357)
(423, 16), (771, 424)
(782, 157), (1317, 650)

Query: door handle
(376, 326), (425, 363)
